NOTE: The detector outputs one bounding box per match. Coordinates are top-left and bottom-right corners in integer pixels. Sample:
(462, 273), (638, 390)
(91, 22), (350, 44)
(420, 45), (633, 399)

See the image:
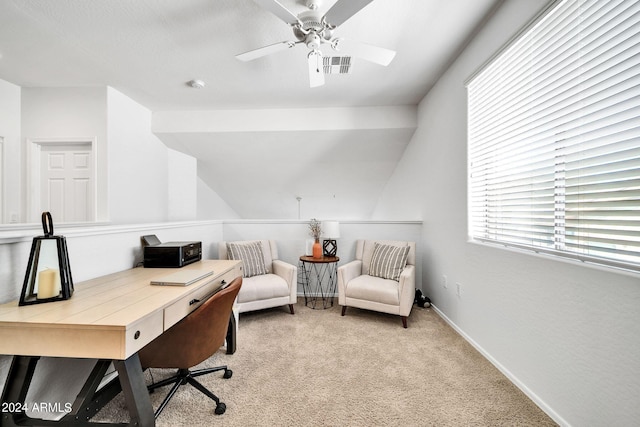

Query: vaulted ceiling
(0, 0), (499, 219)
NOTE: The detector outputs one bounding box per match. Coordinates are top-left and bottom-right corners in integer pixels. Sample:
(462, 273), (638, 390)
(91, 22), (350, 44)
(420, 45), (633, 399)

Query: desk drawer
(163, 268), (240, 330)
(126, 310), (164, 357)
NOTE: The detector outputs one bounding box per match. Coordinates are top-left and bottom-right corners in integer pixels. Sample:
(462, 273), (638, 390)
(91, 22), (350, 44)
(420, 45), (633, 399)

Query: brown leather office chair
(138, 276), (242, 419)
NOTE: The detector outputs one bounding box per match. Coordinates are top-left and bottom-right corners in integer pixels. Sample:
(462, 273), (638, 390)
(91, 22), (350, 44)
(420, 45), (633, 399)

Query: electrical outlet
(456, 282), (462, 297)
(442, 274), (448, 289)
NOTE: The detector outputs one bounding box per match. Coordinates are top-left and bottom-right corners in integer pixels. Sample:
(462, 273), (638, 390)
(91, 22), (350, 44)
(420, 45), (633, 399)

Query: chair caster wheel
(223, 369), (233, 379)
(215, 402), (226, 415)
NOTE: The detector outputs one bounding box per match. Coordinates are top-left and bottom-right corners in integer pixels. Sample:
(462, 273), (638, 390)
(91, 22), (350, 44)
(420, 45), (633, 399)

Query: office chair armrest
(272, 259), (297, 302)
(398, 264), (416, 316)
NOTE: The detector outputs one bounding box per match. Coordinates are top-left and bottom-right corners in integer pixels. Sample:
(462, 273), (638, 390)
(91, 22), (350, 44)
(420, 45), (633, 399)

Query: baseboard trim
(431, 304), (570, 427)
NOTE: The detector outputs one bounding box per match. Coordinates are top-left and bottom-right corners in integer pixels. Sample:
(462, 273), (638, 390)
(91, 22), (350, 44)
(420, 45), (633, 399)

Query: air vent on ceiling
(323, 56), (352, 74)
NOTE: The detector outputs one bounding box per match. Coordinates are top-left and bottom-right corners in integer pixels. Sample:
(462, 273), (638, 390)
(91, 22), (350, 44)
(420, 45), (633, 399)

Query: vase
(312, 239), (322, 259)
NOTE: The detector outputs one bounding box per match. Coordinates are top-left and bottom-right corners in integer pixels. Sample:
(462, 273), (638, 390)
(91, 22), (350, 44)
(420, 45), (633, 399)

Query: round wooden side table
(299, 255), (339, 309)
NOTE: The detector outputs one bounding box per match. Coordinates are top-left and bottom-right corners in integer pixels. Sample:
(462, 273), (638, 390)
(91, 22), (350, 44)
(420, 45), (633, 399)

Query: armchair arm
(272, 259), (297, 303)
(338, 260), (363, 305)
(397, 264), (416, 317)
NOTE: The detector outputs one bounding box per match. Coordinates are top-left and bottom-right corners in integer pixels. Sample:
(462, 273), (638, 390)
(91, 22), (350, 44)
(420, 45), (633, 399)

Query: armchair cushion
(237, 273), (290, 304)
(347, 275), (401, 306)
(226, 241), (267, 278)
(369, 243), (410, 281)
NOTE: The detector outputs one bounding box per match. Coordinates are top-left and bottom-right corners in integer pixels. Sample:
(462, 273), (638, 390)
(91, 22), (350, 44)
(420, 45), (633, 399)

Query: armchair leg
(401, 316), (407, 328)
(288, 304), (295, 315)
(341, 306), (347, 316)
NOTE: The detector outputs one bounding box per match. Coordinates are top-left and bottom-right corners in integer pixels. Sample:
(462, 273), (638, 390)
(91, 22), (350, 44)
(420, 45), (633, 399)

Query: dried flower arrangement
(308, 218), (322, 242)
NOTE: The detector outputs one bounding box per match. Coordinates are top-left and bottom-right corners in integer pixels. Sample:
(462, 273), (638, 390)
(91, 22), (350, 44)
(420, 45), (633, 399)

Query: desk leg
(0, 355), (154, 427)
(1, 355), (39, 425)
(225, 313), (236, 355)
(113, 355), (155, 427)
(60, 360), (119, 423)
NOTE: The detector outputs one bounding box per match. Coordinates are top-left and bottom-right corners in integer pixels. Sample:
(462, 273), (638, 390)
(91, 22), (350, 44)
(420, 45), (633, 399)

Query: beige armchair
(219, 240), (297, 315)
(338, 240), (416, 328)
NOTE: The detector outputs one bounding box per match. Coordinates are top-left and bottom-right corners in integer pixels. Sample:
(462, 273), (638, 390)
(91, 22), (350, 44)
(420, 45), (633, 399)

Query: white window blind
(468, 0), (640, 272)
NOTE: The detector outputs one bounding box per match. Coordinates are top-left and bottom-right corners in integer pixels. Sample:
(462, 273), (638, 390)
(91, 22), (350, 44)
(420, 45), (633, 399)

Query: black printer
(142, 236), (202, 268)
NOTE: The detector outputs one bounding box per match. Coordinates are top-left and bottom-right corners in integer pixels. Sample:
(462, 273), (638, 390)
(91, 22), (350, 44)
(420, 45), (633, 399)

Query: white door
(40, 143), (94, 223)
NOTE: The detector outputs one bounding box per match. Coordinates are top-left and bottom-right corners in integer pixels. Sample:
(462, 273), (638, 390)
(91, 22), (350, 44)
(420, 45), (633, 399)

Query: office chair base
(148, 366), (232, 418)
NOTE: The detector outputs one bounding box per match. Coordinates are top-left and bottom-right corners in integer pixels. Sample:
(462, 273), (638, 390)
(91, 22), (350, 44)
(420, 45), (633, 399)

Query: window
(467, 0), (640, 272)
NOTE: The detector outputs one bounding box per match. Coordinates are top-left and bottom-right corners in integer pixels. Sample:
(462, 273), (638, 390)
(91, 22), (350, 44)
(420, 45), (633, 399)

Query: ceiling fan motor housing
(293, 10), (333, 44)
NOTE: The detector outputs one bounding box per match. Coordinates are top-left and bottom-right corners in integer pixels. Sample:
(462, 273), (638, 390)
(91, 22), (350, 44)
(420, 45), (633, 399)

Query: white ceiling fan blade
(323, 0), (375, 28)
(253, 0), (302, 26)
(236, 41), (297, 61)
(307, 51), (325, 88)
(331, 38), (396, 66)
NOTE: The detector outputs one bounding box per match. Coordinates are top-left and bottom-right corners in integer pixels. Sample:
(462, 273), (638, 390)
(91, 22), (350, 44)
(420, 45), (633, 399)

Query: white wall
(166, 149), (243, 221)
(167, 148), (197, 221)
(21, 86), (108, 222)
(6, 84), (236, 226)
(0, 79), (21, 223)
(0, 221), (223, 304)
(106, 87), (169, 223)
(153, 106), (418, 220)
(196, 176), (240, 220)
(373, 0), (640, 425)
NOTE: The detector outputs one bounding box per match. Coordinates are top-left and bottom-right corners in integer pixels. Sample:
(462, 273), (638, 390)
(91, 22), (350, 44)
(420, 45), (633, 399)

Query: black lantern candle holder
(19, 212), (74, 306)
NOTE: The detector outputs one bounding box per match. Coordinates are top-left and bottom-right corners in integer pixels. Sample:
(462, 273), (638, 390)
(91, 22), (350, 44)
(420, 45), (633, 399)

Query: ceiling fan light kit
(237, 0), (395, 88)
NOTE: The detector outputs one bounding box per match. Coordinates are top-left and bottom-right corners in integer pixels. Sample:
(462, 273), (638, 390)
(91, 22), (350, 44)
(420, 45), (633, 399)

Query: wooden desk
(0, 259), (242, 427)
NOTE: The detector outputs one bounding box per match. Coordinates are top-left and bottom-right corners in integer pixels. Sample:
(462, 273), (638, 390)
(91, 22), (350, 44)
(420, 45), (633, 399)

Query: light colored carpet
(96, 299), (556, 426)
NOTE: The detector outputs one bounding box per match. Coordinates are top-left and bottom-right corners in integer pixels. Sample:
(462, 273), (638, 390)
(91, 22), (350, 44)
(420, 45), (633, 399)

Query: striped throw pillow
(369, 243), (410, 281)
(227, 241), (267, 278)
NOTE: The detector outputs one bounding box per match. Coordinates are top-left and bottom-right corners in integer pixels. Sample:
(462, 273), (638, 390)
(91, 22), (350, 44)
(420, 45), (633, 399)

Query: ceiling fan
(236, 0), (396, 87)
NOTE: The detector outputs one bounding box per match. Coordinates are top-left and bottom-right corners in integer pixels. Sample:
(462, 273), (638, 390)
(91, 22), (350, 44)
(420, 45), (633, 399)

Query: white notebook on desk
(150, 269), (213, 286)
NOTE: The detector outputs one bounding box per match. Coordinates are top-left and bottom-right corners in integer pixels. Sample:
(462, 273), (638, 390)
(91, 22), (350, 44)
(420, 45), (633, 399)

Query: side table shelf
(299, 255), (339, 309)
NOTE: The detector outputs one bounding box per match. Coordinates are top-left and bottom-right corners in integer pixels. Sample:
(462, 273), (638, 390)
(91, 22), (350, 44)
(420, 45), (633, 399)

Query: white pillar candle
(37, 268), (60, 299)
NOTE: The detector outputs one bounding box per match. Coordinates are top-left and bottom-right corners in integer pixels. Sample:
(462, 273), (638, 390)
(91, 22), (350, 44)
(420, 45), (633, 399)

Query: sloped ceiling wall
(154, 106), (417, 219)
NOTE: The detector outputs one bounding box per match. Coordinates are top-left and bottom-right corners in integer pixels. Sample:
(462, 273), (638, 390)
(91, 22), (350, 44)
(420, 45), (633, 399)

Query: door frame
(26, 137), (97, 224)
